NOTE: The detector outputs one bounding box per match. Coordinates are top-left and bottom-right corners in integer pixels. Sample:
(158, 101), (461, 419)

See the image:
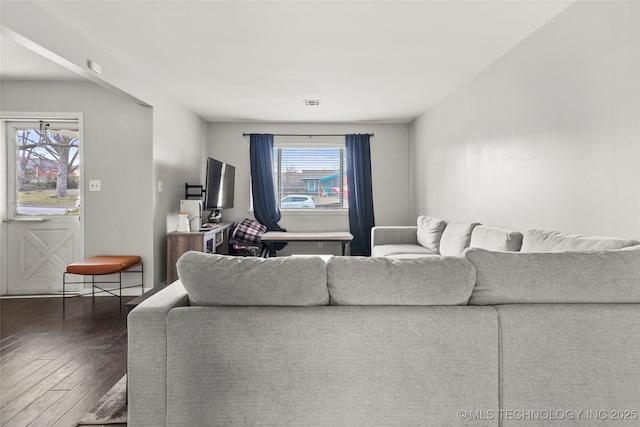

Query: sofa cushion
(327, 256), (476, 305)
(521, 228), (639, 252)
(439, 222), (480, 257)
(371, 244), (438, 258)
(176, 251), (329, 306)
(470, 225), (523, 252)
(416, 216), (447, 252)
(466, 247), (640, 305)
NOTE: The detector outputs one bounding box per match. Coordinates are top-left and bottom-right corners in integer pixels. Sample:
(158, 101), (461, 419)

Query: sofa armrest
(371, 226), (418, 247)
(128, 281), (189, 427)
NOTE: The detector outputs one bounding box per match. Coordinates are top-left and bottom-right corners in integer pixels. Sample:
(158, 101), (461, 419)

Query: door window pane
(15, 126), (80, 216)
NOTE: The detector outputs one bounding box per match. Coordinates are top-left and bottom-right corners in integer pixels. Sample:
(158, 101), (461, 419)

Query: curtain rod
(242, 132), (374, 137)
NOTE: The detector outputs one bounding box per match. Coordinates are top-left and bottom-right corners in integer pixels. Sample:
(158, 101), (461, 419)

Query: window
(273, 143), (347, 210)
(13, 123), (80, 216)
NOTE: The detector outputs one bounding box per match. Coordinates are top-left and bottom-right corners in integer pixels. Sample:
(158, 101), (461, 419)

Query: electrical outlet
(318, 242), (323, 247)
(158, 181), (163, 192)
(89, 180), (101, 192)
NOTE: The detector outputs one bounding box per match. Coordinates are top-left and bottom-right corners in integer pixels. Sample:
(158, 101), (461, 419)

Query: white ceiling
(1, 35), (84, 82)
(3, 1), (575, 123)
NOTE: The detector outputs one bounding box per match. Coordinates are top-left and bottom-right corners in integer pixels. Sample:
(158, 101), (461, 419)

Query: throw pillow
(439, 222), (481, 257)
(469, 225), (523, 252)
(231, 218), (267, 246)
(521, 228), (639, 252)
(416, 216), (447, 253)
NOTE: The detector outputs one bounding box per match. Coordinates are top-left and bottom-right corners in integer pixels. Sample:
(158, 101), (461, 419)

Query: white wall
(1, 80), (154, 286)
(2, 0), (209, 286)
(0, 120), (6, 293)
(153, 104), (207, 282)
(208, 122), (411, 255)
(409, 0), (640, 239)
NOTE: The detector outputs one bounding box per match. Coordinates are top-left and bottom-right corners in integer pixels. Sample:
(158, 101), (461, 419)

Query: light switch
(89, 180), (101, 192)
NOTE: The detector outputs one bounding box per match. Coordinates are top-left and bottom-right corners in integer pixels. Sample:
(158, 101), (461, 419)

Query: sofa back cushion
(469, 225), (523, 252)
(327, 256), (476, 305)
(439, 222), (480, 257)
(521, 228), (639, 252)
(466, 247), (640, 304)
(416, 216), (447, 252)
(177, 251), (329, 306)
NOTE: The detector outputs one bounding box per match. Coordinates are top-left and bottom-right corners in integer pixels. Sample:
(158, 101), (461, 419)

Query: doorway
(2, 115), (83, 295)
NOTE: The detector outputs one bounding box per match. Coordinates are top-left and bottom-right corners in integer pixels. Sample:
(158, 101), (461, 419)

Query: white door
(4, 119), (83, 295)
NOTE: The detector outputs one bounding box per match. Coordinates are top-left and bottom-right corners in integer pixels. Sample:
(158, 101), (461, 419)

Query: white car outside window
(280, 195), (316, 209)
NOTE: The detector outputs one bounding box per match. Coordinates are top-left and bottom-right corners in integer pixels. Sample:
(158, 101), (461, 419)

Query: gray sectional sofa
(371, 215), (638, 258)
(128, 244), (640, 426)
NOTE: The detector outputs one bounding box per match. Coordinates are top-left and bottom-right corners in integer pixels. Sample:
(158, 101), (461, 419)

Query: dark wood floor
(1, 296), (131, 427)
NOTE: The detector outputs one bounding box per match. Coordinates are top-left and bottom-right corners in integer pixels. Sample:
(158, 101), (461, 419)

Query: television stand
(166, 222), (233, 283)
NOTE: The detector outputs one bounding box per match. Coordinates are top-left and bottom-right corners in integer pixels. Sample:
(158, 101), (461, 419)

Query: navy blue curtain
(346, 134), (375, 256)
(249, 134), (286, 252)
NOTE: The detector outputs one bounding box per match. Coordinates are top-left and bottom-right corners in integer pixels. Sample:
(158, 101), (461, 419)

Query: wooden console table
(166, 222), (233, 283)
(261, 231), (354, 257)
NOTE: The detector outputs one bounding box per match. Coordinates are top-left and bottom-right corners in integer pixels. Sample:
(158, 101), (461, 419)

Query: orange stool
(63, 256), (143, 313)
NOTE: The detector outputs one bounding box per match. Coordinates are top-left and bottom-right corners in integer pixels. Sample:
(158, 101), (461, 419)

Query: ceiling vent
(303, 100), (321, 107)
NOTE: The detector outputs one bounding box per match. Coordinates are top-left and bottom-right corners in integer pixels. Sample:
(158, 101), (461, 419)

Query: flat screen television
(204, 157), (235, 210)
